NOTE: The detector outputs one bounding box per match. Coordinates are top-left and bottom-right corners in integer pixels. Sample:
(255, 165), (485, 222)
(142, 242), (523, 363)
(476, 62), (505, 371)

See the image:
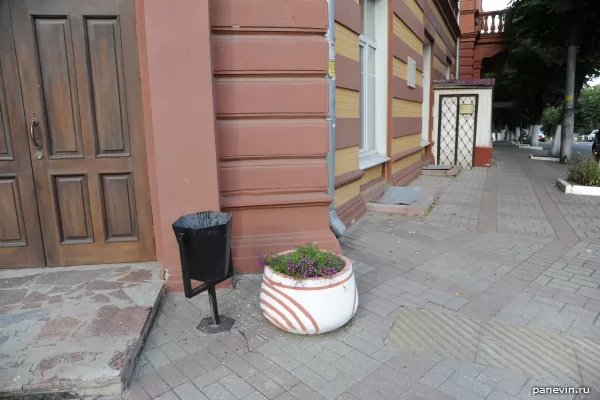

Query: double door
(437, 95), (479, 169)
(0, 0), (155, 268)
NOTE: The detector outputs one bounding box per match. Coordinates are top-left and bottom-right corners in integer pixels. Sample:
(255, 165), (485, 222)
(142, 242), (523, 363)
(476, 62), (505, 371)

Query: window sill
(359, 152), (390, 171)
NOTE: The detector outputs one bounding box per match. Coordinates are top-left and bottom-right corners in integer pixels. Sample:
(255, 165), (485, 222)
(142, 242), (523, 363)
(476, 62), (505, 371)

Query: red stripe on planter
(263, 279), (320, 333)
(262, 286), (308, 333)
(260, 299), (294, 332)
(262, 309), (287, 332)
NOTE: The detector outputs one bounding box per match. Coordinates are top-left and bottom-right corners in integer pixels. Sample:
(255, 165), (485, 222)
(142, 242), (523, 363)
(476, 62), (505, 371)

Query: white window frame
(358, 0), (390, 170)
(359, 34), (377, 158)
(422, 39), (433, 146)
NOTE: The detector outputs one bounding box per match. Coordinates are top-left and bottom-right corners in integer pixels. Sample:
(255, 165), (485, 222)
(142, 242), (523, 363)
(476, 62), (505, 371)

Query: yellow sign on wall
(459, 104), (475, 114)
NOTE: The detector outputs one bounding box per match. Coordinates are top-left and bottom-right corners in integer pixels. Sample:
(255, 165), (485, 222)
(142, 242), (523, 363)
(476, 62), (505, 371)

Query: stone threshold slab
(0, 262), (165, 398)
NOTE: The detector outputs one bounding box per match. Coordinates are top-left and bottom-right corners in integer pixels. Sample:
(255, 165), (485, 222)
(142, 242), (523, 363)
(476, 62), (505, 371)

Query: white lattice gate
(437, 95), (478, 169)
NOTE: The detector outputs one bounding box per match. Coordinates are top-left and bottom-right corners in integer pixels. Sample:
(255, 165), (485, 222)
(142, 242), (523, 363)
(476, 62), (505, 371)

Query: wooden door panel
(101, 173), (138, 242)
(0, 88), (14, 161)
(9, 0), (155, 267)
(0, 0), (45, 268)
(87, 18), (131, 157)
(53, 174), (94, 244)
(35, 18), (83, 159)
(0, 177), (26, 245)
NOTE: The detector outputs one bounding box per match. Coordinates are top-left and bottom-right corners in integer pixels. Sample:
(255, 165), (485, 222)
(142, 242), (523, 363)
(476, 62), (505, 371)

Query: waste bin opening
(173, 211), (232, 231)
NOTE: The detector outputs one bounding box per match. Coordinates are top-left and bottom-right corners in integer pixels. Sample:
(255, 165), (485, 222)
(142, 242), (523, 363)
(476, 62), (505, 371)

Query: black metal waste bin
(172, 211), (235, 333)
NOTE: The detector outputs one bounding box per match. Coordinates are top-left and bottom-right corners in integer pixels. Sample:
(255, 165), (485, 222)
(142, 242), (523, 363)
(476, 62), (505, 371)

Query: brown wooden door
(0, 0), (46, 268)
(8, 0), (155, 267)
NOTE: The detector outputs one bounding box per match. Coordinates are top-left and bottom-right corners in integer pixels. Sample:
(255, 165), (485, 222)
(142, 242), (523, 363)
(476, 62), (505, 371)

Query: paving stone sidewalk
(99, 145), (600, 399)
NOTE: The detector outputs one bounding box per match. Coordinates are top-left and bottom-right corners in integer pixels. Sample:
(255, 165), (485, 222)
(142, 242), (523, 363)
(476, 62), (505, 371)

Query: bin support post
(208, 285), (220, 325)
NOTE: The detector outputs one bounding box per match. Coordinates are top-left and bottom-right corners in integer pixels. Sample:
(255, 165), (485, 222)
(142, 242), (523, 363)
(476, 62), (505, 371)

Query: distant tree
(577, 86), (600, 133)
(542, 106), (562, 137)
(506, 0), (600, 161)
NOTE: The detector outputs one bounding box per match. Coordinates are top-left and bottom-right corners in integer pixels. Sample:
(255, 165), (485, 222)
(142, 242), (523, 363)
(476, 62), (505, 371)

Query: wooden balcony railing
(476, 11), (506, 35)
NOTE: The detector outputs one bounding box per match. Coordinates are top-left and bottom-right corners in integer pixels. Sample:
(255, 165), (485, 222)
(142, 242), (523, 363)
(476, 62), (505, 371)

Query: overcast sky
(482, 0), (511, 11)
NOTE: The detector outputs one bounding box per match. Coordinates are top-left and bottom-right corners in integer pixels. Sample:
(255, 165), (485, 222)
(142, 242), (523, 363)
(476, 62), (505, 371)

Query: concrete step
(367, 184), (442, 216)
(421, 165), (460, 177)
(0, 263), (165, 398)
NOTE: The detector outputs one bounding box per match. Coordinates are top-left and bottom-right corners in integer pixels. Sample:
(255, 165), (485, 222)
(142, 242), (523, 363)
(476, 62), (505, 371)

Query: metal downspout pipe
(325, 0), (347, 238)
(455, 1), (461, 78)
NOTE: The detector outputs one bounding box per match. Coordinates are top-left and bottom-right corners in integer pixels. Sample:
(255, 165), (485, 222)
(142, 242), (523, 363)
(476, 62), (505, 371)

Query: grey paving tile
(448, 371), (493, 397)
(343, 349), (382, 371)
(192, 366), (232, 389)
(263, 350), (303, 372)
(318, 373), (357, 400)
(240, 351), (276, 371)
(263, 365), (301, 390)
(248, 372), (285, 399)
(219, 373), (257, 399)
(486, 389), (520, 400)
(224, 354), (260, 379)
(155, 390), (180, 400)
(246, 392), (269, 400)
(342, 334), (380, 356)
(145, 348), (172, 370)
(293, 365), (330, 389)
(156, 364), (188, 388)
(134, 355), (154, 378)
(420, 364), (455, 388)
(475, 367), (529, 396)
(192, 351), (222, 371)
(331, 357), (370, 381)
(281, 342), (315, 363)
(124, 382), (151, 400)
(138, 372), (170, 398)
(160, 342), (188, 361)
(173, 381), (209, 400)
(173, 356), (207, 380)
(201, 382), (237, 400)
(346, 372), (407, 400)
(438, 379), (485, 400)
(439, 359), (485, 378)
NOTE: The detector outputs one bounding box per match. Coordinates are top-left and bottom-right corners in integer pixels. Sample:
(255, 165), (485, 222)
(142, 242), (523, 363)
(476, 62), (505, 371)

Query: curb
(556, 178), (600, 196)
(529, 155), (560, 162)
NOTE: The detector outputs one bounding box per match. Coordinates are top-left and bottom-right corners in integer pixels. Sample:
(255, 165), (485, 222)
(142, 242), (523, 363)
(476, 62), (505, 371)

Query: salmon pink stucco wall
(136, 0), (222, 291)
(136, 0), (340, 291)
(211, 0), (340, 274)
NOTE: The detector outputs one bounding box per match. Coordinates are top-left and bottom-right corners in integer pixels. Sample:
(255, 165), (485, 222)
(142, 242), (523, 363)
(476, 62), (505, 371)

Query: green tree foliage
(494, 0), (600, 129)
(576, 86), (600, 132)
(541, 106), (562, 136)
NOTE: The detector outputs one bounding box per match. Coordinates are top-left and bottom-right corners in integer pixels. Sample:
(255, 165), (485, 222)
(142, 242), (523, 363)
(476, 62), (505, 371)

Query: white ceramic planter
(259, 253), (358, 335)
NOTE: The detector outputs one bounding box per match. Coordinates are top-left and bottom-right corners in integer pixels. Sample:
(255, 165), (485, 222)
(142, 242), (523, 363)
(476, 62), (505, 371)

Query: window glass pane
(359, 45), (365, 150)
(368, 45), (376, 77)
(367, 74), (376, 150)
(363, 0), (375, 40)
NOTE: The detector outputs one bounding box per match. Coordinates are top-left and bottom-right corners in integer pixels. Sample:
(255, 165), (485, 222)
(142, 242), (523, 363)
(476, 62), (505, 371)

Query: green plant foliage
(256, 243), (345, 279)
(542, 106), (562, 136)
(567, 156), (600, 186)
(577, 86), (600, 132)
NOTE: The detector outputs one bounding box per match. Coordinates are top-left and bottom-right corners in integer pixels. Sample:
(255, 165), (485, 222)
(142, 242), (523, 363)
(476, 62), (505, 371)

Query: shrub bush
(257, 243), (345, 279)
(567, 156), (600, 186)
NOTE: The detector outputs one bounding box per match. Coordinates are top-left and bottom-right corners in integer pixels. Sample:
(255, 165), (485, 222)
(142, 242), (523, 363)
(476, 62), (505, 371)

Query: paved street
(114, 143), (600, 400)
(540, 141), (593, 160)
